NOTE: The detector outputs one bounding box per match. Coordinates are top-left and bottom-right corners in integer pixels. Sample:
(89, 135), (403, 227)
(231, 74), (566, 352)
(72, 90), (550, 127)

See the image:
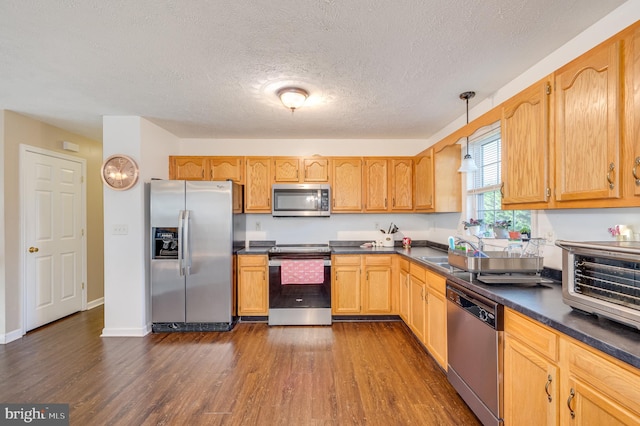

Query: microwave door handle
(183, 210), (191, 276)
(178, 210), (185, 277)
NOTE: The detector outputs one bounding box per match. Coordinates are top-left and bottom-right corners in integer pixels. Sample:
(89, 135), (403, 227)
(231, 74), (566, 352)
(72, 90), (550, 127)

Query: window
(466, 126), (531, 236)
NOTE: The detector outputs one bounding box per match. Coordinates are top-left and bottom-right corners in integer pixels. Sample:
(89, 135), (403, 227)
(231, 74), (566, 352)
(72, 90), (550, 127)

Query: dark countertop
(238, 241), (640, 369)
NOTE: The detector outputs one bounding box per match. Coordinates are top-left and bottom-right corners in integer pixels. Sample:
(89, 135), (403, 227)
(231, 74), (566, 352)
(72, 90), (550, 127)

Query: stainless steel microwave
(272, 183), (330, 217)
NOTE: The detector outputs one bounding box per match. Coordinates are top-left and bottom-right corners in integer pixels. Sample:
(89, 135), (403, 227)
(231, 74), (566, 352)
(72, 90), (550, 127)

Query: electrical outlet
(374, 222), (380, 231)
(544, 230), (555, 244)
(255, 221), (261, 231)
(112, 224), (128, 235)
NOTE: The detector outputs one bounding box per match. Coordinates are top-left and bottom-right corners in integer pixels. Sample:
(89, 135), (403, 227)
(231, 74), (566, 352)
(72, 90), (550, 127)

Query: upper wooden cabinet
(501, 77), (552, 208)
(209, 157), (244, 183)
(274, 157), (330, 183)
(169, 156), (207, 180)
(302, 157), (330, 182)
(363, 158), (413, 212)
(363, 158), (389, 211)
(414, 150), (435, 210)
(625, 24), (640, 198)
(554, 38), (621, 203)
(390, 159), (413, 210)
(433, 145), (462, 212)
(169, 156), (244, 182)
(245, 157), (272, 213)
(273, 157), (300, 182)
(331, 158), (363, 212)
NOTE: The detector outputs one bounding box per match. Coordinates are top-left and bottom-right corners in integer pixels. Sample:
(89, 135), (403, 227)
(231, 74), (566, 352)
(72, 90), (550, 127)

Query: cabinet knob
(28, 247), (39, 253)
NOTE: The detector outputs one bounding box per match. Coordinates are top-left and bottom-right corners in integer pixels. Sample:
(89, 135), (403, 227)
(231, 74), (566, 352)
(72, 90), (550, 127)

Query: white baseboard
(86, 297), (104, 310)
(0, 328), (24, 344)
(100, 325), (150, 337)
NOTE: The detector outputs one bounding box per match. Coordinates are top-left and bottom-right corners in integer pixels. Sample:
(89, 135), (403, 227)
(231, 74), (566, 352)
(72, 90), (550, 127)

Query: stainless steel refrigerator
(150, 180), (245, 332)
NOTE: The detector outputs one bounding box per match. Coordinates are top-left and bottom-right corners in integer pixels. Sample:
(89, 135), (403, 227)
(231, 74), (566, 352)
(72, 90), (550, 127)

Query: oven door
(269, 257), (331, 309)
(268, 256), (332, 325)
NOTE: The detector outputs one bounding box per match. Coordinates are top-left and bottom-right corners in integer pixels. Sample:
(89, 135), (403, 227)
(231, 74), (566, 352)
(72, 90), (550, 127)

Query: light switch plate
(112, 224), (128, 235)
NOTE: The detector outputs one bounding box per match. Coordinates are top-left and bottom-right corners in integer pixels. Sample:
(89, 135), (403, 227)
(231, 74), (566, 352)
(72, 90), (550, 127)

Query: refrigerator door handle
(178, 210), (185, 277)
(183, 210), (192, 276)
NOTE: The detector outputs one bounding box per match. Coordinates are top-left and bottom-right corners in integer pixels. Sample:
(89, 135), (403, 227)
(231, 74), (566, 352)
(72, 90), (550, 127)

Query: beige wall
(2, 110), (103, 334)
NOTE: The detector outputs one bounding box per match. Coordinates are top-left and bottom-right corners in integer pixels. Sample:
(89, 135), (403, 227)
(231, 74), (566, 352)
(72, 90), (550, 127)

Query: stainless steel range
(267, 244), (332, 325)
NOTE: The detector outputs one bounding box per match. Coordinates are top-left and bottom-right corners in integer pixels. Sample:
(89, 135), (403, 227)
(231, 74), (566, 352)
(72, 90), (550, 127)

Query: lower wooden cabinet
(409, 262), (427, 342)
(504, 308), (560, 425)
(425, 270), (447, 370)
(332, 254), (393, 315)
(237, 255), (268, 315)
(504, 307), (640, 425)
(398, 258), (410, 322)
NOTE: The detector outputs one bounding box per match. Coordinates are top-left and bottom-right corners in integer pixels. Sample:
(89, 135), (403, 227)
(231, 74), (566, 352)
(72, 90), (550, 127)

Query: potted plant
(462, 218), (483, 236)
(490, 219), (512, 239)
(519, 225), (531, 239)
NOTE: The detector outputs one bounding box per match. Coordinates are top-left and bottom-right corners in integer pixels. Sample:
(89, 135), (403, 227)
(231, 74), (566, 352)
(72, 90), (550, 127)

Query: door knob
(28, 247), (39, 253)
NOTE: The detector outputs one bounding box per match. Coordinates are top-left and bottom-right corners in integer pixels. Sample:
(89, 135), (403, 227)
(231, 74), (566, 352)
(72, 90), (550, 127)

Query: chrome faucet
(454, 236), (484, 253)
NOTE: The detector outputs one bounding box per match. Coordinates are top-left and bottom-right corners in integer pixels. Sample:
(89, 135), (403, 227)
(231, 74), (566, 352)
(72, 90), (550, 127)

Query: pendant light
(457, 91), (478, 173)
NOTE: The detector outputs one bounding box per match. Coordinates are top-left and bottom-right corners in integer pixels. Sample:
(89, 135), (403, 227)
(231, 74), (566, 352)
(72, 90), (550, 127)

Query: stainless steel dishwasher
(446, 280), (504, 426)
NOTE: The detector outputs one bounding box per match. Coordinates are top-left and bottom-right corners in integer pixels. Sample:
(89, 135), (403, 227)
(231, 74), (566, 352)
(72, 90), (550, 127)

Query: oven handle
(269, 259), (332, 267)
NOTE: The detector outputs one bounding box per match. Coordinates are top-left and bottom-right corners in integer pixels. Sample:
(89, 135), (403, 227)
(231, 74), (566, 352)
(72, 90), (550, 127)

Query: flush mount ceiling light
(458, 91), (478, 173)
(277, 87), (309, 113)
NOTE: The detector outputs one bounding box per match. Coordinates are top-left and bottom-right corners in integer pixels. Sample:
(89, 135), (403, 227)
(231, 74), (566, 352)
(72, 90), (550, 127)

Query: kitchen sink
(418, 256), (450, 264)
(418, 256), (456, 270)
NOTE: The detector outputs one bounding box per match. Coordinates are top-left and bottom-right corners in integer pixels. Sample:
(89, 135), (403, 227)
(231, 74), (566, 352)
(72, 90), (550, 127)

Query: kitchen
(2, 1), (640, 425)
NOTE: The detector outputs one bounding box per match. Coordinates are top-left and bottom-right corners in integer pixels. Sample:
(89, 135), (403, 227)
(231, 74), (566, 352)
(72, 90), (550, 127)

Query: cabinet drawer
(332, 255), (361, 266)
(363, 255), (392, 266)
(426, 270), (446, 297)
(504, 308), (558, 361)
(399, 257), (409, 272)
(409, 262), (426, 282)
(238, 255), (267, 267)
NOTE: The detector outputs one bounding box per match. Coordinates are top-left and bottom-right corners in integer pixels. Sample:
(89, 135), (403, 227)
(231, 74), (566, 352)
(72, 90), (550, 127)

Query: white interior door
(23, 148), (85, 331)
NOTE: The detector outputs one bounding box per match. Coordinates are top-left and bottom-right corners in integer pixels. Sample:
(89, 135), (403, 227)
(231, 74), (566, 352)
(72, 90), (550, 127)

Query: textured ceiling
(0, 0), (628, 141)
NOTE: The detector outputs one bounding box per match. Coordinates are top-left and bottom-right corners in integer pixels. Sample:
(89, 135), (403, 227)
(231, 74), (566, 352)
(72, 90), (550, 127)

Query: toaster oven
(556, 240), (640, 330)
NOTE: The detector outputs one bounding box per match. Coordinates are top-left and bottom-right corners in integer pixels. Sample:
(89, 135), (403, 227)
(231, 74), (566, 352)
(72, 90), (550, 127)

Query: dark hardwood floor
(0, 307), (480, 425)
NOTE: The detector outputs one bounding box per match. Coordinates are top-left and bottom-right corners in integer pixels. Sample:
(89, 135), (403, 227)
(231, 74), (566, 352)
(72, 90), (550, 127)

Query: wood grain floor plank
(0, 307), (480, 425)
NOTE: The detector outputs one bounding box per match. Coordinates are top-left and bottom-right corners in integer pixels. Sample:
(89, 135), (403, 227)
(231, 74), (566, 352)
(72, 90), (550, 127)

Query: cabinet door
(245, 157), (272, 212)
(502, 77), (552, 207)
(302, 157), (330, 182)
(273, 157), (300, 182)
(561, 339), (640, 425)
(414, 151), (435, 210)
(363, 158), (389, 211)
(362, 256), (392, 313)
(409, 271), (426, 342)
(398, 259), (410, 322)
(169, 156), (207, 180)
(425, 271), (447, 369)
(626, 25), (640, 198)
(433, 145), (462, 212)
(332, 256), (361, 314)
(237, 256), (268, 315)
(390, 158), (413, 210)
(555, 40), (621, 202)
(331, 158), (363, 212)
(209, 157), (244, 183)
(504, 335), (559, 426)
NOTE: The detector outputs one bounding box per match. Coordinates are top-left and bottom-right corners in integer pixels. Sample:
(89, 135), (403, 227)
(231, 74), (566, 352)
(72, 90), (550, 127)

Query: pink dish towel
(280, 260), (325, 285)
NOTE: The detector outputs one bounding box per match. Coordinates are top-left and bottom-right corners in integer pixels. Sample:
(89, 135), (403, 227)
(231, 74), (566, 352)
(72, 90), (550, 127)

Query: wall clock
(101, 154), (140, 190)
